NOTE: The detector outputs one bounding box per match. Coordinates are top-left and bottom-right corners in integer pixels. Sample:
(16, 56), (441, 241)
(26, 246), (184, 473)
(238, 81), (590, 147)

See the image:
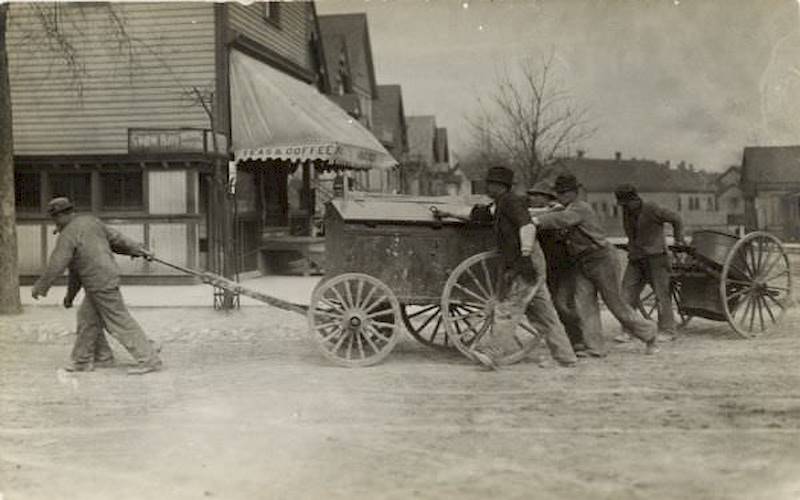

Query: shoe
(63, 362), (94, 372)
(471, 349), (499, 371)
(94, 357), (115, 368)
(613, 333), (633, 343)
(576, 350), (605, 358)
(127, 361), (163, 376)
(557, 360), (577, 368)
(150, 340), (163, 354)
(645, 337), (660, 355)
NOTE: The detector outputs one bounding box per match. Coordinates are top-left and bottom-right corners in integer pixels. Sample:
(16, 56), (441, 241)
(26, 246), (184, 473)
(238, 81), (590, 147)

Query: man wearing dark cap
(615, 183), (685, 342)
(439, 167), (577, 369)
(531, 174), (658, 356)
(31, 197), (163, 375)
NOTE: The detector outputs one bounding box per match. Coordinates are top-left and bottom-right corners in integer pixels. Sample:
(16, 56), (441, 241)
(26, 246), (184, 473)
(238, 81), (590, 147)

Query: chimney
(614, 151), (622, 160)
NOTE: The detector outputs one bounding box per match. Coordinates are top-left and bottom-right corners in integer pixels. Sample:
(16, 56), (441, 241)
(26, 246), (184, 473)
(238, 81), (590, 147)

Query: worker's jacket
(533, 200), (608, 259)
(622, 201), (683, 260)
(34, 215), (146, 294)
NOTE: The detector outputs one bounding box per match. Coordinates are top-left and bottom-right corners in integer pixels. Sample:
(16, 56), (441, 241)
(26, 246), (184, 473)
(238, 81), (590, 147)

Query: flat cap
(47, 197), (74, 216)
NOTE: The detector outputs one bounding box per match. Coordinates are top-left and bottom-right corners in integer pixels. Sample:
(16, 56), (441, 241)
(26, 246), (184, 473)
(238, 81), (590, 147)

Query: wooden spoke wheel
(440, 251), (540, 365)
(720, 232), (793, 338)
(401, 304), (455, 349)
(636, 281), (692, 328)
(308, 273), (401, 367)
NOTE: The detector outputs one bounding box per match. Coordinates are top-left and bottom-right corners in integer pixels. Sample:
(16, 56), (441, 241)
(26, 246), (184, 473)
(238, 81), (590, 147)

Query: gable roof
(550, 157), (716, 193)
(742, 146), (800, 187)
(318, 14), (378, 98)
(372, 84), (406, 149)
(406, 115), (436, 165)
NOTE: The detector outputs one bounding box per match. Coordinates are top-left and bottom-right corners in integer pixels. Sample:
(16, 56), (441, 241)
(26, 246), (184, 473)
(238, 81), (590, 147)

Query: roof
(318, 14), (378, 98)
(550, 158), (717, 193)
(406, 115), (437, 165)
(742, 146), (800, 187)
(372, 84), (406, 150)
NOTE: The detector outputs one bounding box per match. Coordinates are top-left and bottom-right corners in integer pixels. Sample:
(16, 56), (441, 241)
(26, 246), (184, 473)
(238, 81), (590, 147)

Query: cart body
(323, 196), (494, 304)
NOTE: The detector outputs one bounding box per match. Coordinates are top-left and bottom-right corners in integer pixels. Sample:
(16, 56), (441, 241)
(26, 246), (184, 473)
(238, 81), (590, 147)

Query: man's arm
(63, 269), (82, 308)
(532, 203), (585, 230)
(653, 205), (685, 243)
(32, 233), (76, 298)
(106, 226), (153, 258)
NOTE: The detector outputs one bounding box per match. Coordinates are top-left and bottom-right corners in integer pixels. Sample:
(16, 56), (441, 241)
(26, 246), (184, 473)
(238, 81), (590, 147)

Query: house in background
(741, 146), (800, 241)
(404, 116), (454, 195)
(551, 154), (725, 237)
(716, 166), (745, 228)
(371, 84), (408, 193)
(9, 2), (394, 283)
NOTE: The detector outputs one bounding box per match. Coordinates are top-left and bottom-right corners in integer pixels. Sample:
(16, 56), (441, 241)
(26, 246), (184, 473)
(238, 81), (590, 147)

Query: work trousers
(549, 264), (585, 349)
(622, 254), (676, 332)
(572, 247), (657, 355)
(71, 288), (159, 366)
(478, 263), (577, 365)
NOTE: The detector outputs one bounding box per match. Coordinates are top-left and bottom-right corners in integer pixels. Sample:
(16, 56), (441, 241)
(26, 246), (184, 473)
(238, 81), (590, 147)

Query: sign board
(128, 128), (228, 155)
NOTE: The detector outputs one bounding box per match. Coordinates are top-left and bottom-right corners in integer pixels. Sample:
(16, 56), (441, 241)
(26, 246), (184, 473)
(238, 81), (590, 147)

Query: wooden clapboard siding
(148, 170), (187, 215)
(7, 3), (216, 156)
(16, 225), (42, 274)
(228, 2), (314, 72)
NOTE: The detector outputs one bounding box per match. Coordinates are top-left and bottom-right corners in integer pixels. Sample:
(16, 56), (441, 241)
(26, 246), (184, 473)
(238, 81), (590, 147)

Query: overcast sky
(317, 0), (800, 172)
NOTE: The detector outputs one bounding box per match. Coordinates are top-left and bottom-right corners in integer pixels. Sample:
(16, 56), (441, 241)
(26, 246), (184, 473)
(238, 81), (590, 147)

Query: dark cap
(553, 173), (580, 194)
(485, 166), (514, 187)
(614, 183), (640, 202)
(526, 180), (556, 199)
(47, 197), (74, 216)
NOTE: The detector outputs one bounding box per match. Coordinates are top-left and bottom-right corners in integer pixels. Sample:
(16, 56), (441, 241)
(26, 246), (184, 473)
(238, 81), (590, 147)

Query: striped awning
(230, 51), (396, 171)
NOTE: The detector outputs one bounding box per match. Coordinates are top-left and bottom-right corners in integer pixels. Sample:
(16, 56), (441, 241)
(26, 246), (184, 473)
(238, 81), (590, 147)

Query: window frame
(13, 171), (42, 213)
(48, 171), (93, 211)
(99, 170), (145, 213)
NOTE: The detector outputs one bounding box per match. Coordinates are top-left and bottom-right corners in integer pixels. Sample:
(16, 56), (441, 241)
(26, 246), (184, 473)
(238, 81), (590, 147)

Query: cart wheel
(720, 232), (793, 338)
(440, 251), (539, 365)
(401, 305), (456, 349)
(308, 273), (402, 367)
(636, 282), (692, 328)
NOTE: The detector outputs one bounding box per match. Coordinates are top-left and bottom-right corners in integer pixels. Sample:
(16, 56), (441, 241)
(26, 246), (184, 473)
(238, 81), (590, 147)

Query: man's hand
(63, 296), (74, 309)
(31, 285), (47, 300)
(139, 248), (155, 261)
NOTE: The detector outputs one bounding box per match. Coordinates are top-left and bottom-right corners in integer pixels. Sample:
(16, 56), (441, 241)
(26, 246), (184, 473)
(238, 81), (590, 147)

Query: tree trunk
(0, 4), (22, 314)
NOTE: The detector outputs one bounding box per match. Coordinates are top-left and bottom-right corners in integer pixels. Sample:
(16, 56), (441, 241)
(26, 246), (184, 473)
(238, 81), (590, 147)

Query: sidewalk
(20, 275), (323, 308)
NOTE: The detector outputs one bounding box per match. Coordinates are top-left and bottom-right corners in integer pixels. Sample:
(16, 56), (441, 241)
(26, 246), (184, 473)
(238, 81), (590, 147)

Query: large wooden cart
(633, 230), (793, 337)
(307, 196), (542, 367)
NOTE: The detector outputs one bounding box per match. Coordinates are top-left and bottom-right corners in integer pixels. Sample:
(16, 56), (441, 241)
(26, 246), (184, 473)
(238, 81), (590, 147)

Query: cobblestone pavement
(1, 303), (800, 500)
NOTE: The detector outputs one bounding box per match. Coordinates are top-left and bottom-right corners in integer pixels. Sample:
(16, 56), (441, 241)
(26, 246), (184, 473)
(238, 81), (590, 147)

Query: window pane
(50, 173), (92, 209)
(14, 172), (41, 211)
(101, 172), (143, 211)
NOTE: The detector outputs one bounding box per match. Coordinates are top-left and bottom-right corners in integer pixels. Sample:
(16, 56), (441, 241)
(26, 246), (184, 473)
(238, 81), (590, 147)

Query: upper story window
(264, 1), (281, 27)
(50, 172), (92, 210)
(14, 172), (41, 212)
(101, 172), (144, 211)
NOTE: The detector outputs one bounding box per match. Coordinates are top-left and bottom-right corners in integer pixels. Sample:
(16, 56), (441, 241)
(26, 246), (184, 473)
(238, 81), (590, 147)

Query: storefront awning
(230, 50), (397, 171)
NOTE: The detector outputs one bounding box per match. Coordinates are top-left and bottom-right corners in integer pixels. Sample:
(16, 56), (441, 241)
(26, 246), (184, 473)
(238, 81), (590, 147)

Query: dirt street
(1, 302), (800, 500)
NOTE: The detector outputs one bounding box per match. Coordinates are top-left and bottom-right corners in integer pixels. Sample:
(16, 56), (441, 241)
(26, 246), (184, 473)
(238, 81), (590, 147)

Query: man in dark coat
(31, 197), (163, 375)
(531, 174), (658, 356)
(435, 167), (577, 369)
(615, 183), (685, 341)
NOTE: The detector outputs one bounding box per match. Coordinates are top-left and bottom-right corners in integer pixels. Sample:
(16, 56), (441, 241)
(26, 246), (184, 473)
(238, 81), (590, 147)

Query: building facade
(741, 146), (800, 241)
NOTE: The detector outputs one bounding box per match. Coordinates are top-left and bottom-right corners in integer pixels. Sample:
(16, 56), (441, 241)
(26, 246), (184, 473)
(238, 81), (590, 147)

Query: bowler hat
(614, 183), (639, 202)
(526, 180), (556, 199)
(485, 166), (514, 187)
(553, 173), (580, 194)
(47, 197), (74, 216)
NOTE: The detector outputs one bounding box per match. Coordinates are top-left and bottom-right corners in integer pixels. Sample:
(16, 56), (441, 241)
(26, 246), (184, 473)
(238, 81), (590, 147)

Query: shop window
(49, 172), (92, 210)
(14, 171), (41, 212)
(264, 1), (280, 26)
(101, 172), (143, 211)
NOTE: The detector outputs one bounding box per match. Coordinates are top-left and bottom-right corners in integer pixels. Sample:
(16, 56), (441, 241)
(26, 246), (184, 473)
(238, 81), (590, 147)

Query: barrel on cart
(633, 230), (793, 338)
(307, 195), (543, 367)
